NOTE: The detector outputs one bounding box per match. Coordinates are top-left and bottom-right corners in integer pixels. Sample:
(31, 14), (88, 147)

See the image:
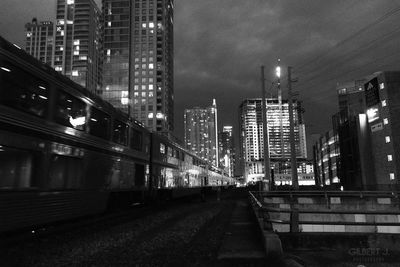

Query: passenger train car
(0, 36), (234, 233)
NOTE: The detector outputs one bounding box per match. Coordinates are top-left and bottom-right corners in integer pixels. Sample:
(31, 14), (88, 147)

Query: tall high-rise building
(101, 0), (174, 133)
(218, 126), (235, 177)
(184, 99), (218, 166)
(53, 0), (103, 93)
(239, 98), (307, 182)
(25, 18), (55, 66)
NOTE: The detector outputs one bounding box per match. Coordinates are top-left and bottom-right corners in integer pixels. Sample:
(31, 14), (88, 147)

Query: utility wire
(296, 5), (400, 73)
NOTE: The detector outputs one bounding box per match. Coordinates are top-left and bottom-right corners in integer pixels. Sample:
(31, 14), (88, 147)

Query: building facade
(184, 99), (218, 166)
(218, 126), (235, 177)
(313, 129), (340, 188)
(239, 98), (307, 183)
(315, 72), (400, 191)
(101, 0), (174, 133)
(25, 18), (55, 66)
(53, 0), (103, 94)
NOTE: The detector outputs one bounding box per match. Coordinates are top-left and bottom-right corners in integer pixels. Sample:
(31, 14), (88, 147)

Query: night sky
(2, 0), (400, 156)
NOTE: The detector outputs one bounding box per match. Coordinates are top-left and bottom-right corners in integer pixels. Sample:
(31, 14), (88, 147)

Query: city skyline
(2, 0), (400, 146)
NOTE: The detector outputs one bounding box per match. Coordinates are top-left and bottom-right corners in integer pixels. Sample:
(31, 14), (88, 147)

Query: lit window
(72, 70), (78, 76)
(107, 49), (111, 56)
(142, 23), (147, 28)
(142, 92), (146, 97)
(388, 155), (393, 161)
(108, 21), (111, 27)
(67, 0), (74, 4)
(382, 100), (387, 107)
(148, 113), (154, 119)
(379, 83), (385, 89)
(58, 20), (65, 25)
(60, 30), (64, 36)
(55, 66), (62, 71)
(385, 136), (391, 143)
(383, 118), (389, 125)
(74, 40), (80, 45)
(75, 46), (79, 51)
(149, 22), (154, 28)
(134, 92), (139, 97)
(74, 51), (79, 55)
(149, 63), (154, 69)
(149, 84), (154, 90)
(121, 98), (128, 105)
(134, 85), (139, 90)
(390, 173), (395, 180)
(106, 86), (110, 91)
(79, 55), (87, 60)
(135, 58), (139, 62)
(26, 32), (32, 37)
(142, 85), (146, 90)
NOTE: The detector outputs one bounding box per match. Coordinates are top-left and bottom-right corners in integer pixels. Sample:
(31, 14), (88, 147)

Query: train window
(0, 60), (49, 117)
(167, 146), (173, 157)
(160, 143), (165, 154)
(112, 120), (128, 145)
(55, 90), (87, 131)
(0, 147), (37, 189)
(135, 163), (145, 186)
(89, 107), (110, 140)
(48, 155), (83, 189)
(130, 129), (143, 151)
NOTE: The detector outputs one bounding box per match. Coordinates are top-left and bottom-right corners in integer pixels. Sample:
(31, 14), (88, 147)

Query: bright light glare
(276, 66), (281, 78)
(69, 116), (86, 127)
(1, 67), (11, 72)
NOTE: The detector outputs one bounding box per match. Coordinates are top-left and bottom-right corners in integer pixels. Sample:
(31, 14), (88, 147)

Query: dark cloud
(2, 0), (400, 156)
(174, 0), (400, 153)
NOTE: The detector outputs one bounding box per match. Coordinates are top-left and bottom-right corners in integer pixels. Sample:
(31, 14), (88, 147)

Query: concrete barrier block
(377, 198), (391, 204)
(312, 224), (324, 232)
(345, 225), (376, 233)
(272, 197), (284, 204)
(301, 224), (313, 232)
(298, 197), (313, 204)
(334, 225), (346, 232)
(330, 197), (341, 204)
(264, 197), (273, 204)
(279, 203), (290, 209)
(377, 226), (400, 233)
(355, 214), (366, 223)
(376, 214), (398, 223)
(323, 225), (335, 232)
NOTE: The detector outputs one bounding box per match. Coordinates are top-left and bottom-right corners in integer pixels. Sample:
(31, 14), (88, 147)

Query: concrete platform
(218, 200), (266, 260)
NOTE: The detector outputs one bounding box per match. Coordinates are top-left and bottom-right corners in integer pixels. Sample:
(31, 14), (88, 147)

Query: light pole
(261, 66), (271, 191)
(288, 67), (299, 190)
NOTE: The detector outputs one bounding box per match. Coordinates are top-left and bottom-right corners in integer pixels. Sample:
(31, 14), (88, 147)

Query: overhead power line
(296, 5), (400, 73)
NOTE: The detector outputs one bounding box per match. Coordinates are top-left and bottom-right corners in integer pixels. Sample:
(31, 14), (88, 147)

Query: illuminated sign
(366, 106), (379, 123)
(51, 143), (84, 157)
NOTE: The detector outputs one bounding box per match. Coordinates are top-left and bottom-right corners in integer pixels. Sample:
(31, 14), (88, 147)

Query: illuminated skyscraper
(184, 99), (218, 166)
(101, 0), (174, 133)
(53, 0), (103, 93)
(25, 18), (55, 66)
(239, 98), (307, 182)
(218, 126), (235, 177)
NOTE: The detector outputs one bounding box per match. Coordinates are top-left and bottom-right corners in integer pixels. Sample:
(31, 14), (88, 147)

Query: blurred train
(0, 36), (235, 233)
